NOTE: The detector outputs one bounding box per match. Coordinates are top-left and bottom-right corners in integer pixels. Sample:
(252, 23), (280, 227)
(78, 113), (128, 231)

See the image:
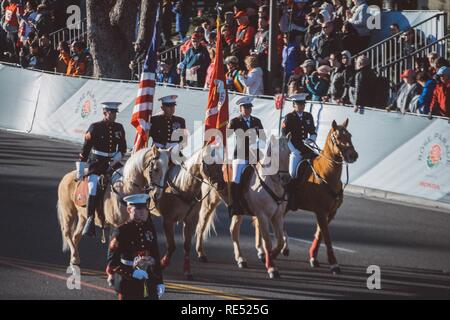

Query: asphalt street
(1, 130), (450, 300)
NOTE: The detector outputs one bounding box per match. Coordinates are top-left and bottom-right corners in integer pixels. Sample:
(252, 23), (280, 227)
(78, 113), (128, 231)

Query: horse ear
(332, 120), (338, 130)
(343, 118), (349, 128)
(152, 144), (160, 156)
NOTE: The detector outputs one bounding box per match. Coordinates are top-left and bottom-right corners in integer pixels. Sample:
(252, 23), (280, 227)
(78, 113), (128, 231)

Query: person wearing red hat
(179, 31), (210, 88)
(233, 10), (255, 61)
(387, 69), (420, 113)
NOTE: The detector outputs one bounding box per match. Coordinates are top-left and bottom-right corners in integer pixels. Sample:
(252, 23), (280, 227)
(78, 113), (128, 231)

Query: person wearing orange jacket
(60, 41), (88, 76)
(233, 11), (255, 61)
(429, 66), (450, 118)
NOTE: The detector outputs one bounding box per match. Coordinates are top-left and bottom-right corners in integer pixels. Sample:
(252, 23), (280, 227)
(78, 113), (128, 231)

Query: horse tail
(200, 203), (218, 241)
(57, 200), (76, 252)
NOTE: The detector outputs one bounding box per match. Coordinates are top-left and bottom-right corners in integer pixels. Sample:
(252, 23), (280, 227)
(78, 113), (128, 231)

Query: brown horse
(57, 146), (171, 269)
(150, 145), (224, 280)
(195, 135), (291, 278)
(281, 118), (358, 274)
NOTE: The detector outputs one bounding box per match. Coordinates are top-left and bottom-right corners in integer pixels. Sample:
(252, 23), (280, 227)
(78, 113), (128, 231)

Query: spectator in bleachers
(34, 3), (53, 37)
(282, 32), (300, 82)
(310, 1), (325, 22)
(415, 71), (436, 115)
(2, 0), (23, 63)
(239, 55), (264, 95)
(351, 55), (377, 108)
(253, 15), (269, 68)
(233, 10), (255, 62)
(341, 21), (363, 55)
(303, 12), (321, 49)
(18, 1), (37, 46)
(331, 0), (348, 32)
(429, 66), (450, 118)
(55, 40), (68, 73)
(224, 11), (237, 37)
(173, 0), (192, 43)
(19, 40), (42, 69)
(37, 33), (57, 71)
(306, 64), (331, 101)
(179, 32), (210, 88)
(204, 47), (215, 89)
(221, 23), (234, 57)
(60, 40), (88, 76)
(129, 40), (146, 80)
(386, 69), (421, 113)
(161, 0), (174, 48)
(257, 4), (269, 19)
(427, 52), (439, 74)
(157, 56), (179, 85)
(311, 21), (342, 65)
(346, 0), (371, 49)
(329, 51), (349, 103)
(225, 55), (244, 93)
(390, 23), (400, 36)
(288, 0), (310, 46)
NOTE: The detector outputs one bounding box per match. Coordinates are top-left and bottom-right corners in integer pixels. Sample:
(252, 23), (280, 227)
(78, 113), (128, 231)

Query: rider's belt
(120, 259), (134, 266)
(92, 149), (114, 157)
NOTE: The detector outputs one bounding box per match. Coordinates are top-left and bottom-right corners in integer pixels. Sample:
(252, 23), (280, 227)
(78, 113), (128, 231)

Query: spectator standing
(347, 0), (371, 49)
(179, 33), (210, 88)
(233, 11), (255, 62)
(173, 0), (192, 43)
(204, 47), (215, 89)
(239, 55), (264, 95)
(60, 41), (88, 76)
(415, 71), (436, 114)
(34, 3), (53, 37)
(427, 52), (439, 75)
(55, 40), (69, 73)
(351, 55), (377, 108)
(18, 1), (37, 46)
(253, 15), (269, 68)
(312, 21), (342, 65)
(2, 0), (23, 62)
(289, 0), (310, 46)
(38, 33), (57, 71)
(341, 21), (363, 55)
(19, 40), (42, 69)
(303, 12), (321, 49)
(429, 66), (450, 118)
(332, 0), (348, 31)
(129, 40), (146, 80)
(161, 0), (174, 48)
(282, 33), (300, 81)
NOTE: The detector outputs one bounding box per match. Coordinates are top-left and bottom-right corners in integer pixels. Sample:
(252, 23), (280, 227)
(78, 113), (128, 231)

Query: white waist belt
(120, 259), (134, 266)
(92, 149), (114, 157)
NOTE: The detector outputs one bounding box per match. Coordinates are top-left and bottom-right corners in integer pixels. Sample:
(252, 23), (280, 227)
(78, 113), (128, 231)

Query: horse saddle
(74, 177), (89, 207)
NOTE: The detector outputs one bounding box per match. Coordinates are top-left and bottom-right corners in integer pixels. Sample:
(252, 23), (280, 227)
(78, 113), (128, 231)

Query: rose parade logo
(418, 133), (450, 169)
(76, 91), (98, 119)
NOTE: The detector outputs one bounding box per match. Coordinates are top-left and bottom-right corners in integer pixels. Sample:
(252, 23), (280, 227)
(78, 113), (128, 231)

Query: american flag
(131, 8), (159, 152)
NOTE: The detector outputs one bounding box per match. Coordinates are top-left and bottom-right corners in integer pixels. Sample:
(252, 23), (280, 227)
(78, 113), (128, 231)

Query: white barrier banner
(0, 64), (449, 204)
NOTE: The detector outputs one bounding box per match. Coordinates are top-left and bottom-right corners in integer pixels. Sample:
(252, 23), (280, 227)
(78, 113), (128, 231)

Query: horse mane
(123, 147), (152, 181)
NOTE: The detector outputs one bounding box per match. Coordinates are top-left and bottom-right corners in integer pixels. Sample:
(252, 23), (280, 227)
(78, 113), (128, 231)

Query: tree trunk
(136, 0), (159, 49)
(86, 0), (141, 79)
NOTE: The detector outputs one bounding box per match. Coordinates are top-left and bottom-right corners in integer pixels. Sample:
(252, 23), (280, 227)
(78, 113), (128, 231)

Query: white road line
(287, 236), (356, 254)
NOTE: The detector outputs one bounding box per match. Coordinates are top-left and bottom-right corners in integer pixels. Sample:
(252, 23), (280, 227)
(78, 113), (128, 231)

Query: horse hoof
(309, 259), (320, 268)
(238, 261), (248, 269)
(269, 271), (280, 279)
(69, 264), (81, 275)
(258, 253), (265, 263)
(185, 273), (194, 281)
(282, 249), (290, 257)
(198, 256), (208, 263)
(330, 265), (341, 275)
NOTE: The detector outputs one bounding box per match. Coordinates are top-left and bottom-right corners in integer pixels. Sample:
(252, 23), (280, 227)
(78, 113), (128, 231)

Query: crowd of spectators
(1, 0), (92, 76)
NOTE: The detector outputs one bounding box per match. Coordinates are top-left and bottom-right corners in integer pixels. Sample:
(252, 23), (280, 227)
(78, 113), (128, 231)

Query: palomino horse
(195, 135), (291, 278)
(150, 145), (224, 279)
(57, 146), (171, 268)
(280, 118), (358, 274)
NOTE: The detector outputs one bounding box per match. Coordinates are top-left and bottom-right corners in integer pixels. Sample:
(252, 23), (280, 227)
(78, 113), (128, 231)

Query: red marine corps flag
(131, 8), (159, 152)
(204, 14), (229, 146)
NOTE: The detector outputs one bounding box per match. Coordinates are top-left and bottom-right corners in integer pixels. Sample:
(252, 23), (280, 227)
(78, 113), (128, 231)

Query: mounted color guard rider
(106, 193), (165, 300)
(149, 95), (187, 160)
(282, 93), (317, 209)
(228, 96), (265, 215)
(76, 102), (127, 237)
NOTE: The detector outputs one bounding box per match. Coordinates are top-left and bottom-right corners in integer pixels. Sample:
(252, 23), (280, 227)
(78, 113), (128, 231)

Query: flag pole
(215, 2), (232, 216)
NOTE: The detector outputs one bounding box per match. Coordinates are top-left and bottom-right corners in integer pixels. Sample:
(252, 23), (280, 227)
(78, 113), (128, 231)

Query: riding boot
(286, 180), (298, 212)
(231, 182), (243, 216)
(82, 195), (97, 237)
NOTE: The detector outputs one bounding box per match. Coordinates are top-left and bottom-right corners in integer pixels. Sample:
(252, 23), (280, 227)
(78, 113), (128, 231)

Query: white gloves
(75, 161), (85, 181)
(157, 284), (165, 299)
(111, 152), (122, 164)
(132, 269), (149, 280)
